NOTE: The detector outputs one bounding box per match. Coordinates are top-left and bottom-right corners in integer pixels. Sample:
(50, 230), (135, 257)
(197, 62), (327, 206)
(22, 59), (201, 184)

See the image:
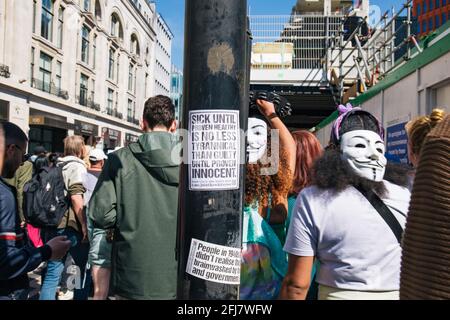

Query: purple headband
(330, 103), (384, 145)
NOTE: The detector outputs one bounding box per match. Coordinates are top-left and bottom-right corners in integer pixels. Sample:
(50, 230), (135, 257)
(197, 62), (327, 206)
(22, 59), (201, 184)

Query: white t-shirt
(284, 181), (411, 291)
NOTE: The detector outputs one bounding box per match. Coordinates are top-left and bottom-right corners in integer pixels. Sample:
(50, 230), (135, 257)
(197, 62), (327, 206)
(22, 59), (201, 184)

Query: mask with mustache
(340, 130), (387, 182)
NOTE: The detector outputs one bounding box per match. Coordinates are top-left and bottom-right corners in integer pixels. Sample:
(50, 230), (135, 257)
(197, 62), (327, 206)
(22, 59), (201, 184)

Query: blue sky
(154, 0), (405, 69)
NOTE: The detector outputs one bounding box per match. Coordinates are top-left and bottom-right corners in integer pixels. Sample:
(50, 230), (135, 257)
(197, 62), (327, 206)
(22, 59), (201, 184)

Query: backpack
(23, 162), (73, 228)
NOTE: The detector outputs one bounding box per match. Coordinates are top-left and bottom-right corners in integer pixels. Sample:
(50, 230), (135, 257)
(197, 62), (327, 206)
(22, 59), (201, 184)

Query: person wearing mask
(90, 96), (179, 300)
(40, 136), (89, 300)
(281, 105), (411, 300)
(0, 122), (71, 300)
(240, 97), (296, 300)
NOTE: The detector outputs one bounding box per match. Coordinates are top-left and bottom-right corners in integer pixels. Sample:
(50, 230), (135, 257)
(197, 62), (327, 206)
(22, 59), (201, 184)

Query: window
(429, 17), (433, 30)
(110, 14), (123, 40)
(134, 68), (137, 95)
(422, 19), (427, 32)
(39, 52), (52, 93)
(56, 61), (62, 90)
(443, 12), (448, 24)
(95, 0), (102, 20)
(436, 15), (440, 27)
(81, 26), (90, 64)
(108, 48), (115, 79)
(128, 63), (133, 91)
(57, 8), (64, 48)
(436, 0), (440, 9)
(131, 34), (140, 56)
(91, 79), (95, 103)
(430, 0), (434, 10)
(30, 48), (36, 84)
(424, 0), (428, 13)
(32, 0), (37, 33)
(128, 99), (133, 120)
(83, 0), (90, 12)
(79, 74), (88, 106)
(107, 89), (113, 114)
(93, 35), (97, 69)
(41, 0), (54, 41)
(116, 54), (120, 82)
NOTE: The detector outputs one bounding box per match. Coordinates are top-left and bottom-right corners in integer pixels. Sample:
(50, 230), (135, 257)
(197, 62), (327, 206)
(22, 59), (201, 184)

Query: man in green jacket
(89, 95), (180, 300)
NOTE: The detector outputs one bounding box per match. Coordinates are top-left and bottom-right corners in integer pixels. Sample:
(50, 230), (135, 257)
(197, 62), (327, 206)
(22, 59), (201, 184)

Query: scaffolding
(249, 0), (420, 104)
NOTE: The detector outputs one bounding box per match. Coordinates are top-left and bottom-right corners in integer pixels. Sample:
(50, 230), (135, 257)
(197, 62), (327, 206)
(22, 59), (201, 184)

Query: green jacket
(89, 132), (180, 300)
(4, 161), (33, 222)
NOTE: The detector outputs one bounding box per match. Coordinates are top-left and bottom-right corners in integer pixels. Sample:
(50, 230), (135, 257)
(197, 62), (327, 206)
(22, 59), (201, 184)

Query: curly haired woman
(240, 99), (296, 300)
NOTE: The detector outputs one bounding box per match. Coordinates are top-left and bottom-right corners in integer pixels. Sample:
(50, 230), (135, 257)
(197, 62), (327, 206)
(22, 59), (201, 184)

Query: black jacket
(0, 178), (48, 296)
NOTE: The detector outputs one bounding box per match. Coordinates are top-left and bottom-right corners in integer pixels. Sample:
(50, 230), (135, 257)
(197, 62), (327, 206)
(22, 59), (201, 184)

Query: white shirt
(284, 180), (411, 291)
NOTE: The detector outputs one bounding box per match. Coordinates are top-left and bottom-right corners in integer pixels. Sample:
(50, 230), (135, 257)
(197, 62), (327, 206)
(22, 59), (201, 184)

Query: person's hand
(81, 224), (89, 243)
(46, 236), (71, 260)
(256, 99), (276, 118)
(20, 221), (26, 229)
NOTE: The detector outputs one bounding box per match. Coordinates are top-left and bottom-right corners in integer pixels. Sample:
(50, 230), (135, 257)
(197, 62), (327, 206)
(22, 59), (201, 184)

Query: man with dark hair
(4, 145), (47, 226)
(89, 95), (180, 300)
(0, 122), (71, 300)
(143, 95), (177, 131)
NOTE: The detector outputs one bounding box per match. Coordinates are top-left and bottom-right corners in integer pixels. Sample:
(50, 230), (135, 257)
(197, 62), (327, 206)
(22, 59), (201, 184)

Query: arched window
(41, 0), (54, 41)
(131, 34), (140, 56)
(110, 13), (123, 40)
(83, 0), (91, 12)
(95, 0), (102, 20)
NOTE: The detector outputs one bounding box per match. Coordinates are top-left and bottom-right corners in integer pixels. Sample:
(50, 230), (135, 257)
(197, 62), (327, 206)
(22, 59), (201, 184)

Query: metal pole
(354, 36), (372, 80)
(406, 1), (412, 60)
(354, 56), (367, 92)
(391, 6), (396, 69)
(177, 0), (248, 300)
(339, 17), (345, 102)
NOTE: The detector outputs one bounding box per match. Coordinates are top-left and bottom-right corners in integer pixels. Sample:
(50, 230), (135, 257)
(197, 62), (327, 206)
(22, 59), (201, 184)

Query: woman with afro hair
(240, 98), (296, 300)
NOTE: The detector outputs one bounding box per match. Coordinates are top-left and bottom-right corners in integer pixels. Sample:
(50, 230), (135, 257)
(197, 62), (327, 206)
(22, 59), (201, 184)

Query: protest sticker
(188, 110), (240, 191)
(186, 238), (241, 285)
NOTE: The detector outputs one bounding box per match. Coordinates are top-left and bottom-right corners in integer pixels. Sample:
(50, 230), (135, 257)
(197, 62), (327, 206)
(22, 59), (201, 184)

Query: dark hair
(312, 149), (387, 197)
(339, 111), (381, 138)
(143, 95), (175, 129)
(1, 121), (28, 145)
(34, 155), (49, 173)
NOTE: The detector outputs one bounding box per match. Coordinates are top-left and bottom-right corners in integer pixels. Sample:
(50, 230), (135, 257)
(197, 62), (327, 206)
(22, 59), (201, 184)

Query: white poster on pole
(186, 238), (241, 285)
(188, 110), (240, 191)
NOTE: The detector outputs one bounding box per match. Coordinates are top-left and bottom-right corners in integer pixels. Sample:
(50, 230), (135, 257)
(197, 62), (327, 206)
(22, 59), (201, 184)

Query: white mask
(340, 130), (387, 182)
(247, 117), (268, 164)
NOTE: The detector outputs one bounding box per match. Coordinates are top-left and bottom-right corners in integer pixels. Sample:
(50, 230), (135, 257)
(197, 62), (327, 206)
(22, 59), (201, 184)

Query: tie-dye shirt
(240, 206), (288, 300)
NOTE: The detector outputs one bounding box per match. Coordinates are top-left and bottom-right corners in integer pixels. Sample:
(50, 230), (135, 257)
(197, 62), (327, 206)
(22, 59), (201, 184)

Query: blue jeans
(39, 228), (89, 300)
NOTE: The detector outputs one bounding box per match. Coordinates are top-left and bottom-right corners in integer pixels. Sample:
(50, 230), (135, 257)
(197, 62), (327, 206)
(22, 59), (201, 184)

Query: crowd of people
(0, 93), (448, 300)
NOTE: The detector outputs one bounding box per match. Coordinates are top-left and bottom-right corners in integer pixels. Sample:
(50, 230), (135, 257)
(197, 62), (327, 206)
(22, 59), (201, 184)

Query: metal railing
(249, 15), (343, 70)
(249, 0), (419, 104)
(106, 108), (123, 119)
(76, 95), (100, 111)
(32, 78), (69, 100)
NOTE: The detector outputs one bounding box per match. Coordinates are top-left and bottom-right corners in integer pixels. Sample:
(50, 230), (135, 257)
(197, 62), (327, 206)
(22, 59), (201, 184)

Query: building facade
(170, 64), (183, 122)
(0, 0), (159, 153)
(154, 13), (173, 96)
(415, 0), (449, 36)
